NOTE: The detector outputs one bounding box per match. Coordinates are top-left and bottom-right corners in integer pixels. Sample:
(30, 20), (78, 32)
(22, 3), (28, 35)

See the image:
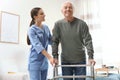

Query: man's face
(61, 2), (73, 18)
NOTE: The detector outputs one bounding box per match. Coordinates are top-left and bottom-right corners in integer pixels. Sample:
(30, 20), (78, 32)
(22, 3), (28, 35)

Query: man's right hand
(54, 58), (59, 65)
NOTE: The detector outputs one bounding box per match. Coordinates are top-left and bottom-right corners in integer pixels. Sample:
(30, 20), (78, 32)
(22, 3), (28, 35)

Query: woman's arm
(41, 49), (54, 66)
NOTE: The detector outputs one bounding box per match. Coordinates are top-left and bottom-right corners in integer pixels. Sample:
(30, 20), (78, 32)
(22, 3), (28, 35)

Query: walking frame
(53, 64), (95, 80)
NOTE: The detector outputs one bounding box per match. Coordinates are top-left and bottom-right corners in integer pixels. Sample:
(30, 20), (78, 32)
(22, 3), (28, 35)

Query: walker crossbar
(53, 64), (95, 80)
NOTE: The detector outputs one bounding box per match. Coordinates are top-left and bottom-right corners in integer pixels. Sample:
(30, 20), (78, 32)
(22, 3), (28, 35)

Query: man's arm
(82, 22), (95, 65)
(52, 23), (60, 59)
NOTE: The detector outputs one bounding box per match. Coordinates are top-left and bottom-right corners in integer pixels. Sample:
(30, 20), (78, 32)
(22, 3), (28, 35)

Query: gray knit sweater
(52, 17), (94, 63)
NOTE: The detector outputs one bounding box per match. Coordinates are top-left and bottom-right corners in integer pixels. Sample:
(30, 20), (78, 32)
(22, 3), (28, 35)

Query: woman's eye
(40, 13), (44, 15)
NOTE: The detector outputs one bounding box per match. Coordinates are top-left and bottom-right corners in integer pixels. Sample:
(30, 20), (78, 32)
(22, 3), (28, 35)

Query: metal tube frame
(53, 64), (95, 80)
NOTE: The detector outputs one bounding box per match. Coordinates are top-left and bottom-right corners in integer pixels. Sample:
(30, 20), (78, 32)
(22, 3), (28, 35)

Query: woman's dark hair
(27, 7), (41, 45)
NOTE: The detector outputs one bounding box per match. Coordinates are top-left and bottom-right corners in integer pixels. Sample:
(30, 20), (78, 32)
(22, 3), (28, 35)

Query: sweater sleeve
(52, 23), (60, 59)
(81, 22), (94, 59)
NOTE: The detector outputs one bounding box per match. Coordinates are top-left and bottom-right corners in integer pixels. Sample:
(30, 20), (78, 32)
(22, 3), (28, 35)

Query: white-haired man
(52, 1), (95, 80)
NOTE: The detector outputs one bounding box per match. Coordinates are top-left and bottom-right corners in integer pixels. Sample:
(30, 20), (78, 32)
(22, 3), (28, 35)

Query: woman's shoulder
(30, 25), (41, 30)
(42, 24), (49, 28)
(43, 24), (50, 30)
(28, 25), (39, 33)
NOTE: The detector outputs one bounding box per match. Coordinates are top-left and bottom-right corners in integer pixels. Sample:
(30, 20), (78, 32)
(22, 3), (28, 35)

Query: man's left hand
(88, 59), (96, 66)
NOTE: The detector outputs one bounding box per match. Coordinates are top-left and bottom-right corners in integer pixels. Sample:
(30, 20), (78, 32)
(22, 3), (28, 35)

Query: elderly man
(52, 1), (95, 80)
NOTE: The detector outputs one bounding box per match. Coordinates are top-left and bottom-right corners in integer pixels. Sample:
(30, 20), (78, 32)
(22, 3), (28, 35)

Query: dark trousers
(62, 61), (86, 80)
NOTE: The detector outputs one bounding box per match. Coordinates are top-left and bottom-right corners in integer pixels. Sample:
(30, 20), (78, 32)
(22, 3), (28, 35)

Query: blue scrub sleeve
(28, 28), (44, 54)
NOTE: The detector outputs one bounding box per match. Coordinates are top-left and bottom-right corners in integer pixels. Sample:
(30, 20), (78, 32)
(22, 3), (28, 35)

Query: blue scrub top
(27, 24), (52, 70)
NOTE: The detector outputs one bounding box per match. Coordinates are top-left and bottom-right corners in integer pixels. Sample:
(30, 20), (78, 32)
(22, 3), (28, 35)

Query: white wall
(99, 0), (120, 67)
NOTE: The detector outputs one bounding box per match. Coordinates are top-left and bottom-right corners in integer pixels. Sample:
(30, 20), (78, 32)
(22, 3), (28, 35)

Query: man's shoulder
(75, 17), (86, 23)
(55, 19), (64, 23)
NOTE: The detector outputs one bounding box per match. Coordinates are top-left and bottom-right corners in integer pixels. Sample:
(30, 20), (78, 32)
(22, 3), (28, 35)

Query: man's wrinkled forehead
(61, 1), (73, 9)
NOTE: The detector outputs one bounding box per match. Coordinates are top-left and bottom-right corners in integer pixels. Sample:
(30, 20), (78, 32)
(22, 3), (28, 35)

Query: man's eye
(40, 13), (44, 15)
(64, 7), (67, 9)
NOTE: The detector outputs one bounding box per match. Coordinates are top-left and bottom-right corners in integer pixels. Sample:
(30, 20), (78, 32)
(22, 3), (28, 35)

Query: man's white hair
(61, 1), (75, 10)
